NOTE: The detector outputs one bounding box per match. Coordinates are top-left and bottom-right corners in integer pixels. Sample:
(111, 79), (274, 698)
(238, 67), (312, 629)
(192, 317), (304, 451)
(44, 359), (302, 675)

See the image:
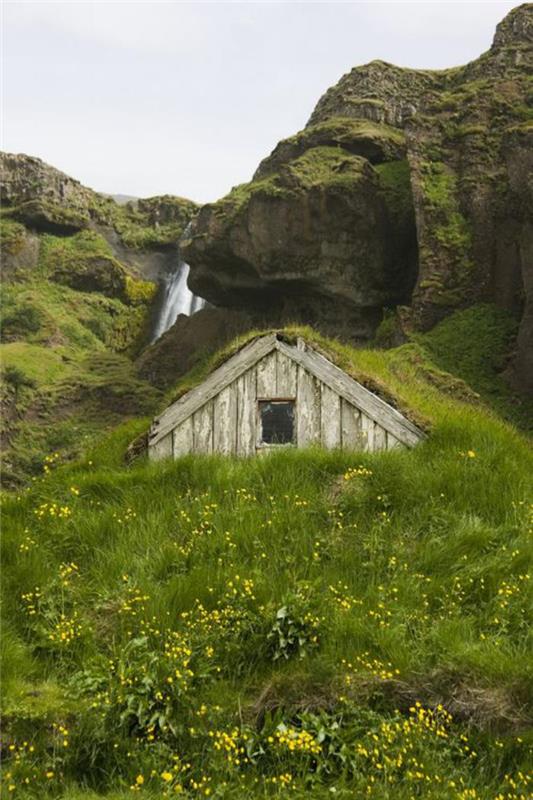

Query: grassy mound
(1, 329), (532, 799)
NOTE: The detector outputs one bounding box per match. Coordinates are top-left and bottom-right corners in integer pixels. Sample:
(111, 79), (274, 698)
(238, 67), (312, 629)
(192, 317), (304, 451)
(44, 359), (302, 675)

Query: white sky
(1, 0), (519, 203)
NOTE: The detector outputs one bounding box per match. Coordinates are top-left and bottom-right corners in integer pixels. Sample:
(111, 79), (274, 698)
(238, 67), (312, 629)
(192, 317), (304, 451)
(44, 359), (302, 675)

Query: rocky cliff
(182, 3), (533, 393)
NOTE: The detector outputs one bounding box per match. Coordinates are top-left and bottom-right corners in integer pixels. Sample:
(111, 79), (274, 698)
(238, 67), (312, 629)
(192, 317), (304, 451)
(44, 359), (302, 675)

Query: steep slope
(1, 328), (532, 799)
(182, 4), (533, 393)
(1, 153), (198, 487)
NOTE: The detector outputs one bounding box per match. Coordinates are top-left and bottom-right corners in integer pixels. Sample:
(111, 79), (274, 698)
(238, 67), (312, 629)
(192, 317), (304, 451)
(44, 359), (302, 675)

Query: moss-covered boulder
(116, 195), (198, 249)
(36, 230), (157, 304)
(254, 117), (406, 178)
(183, 141), (417, 337)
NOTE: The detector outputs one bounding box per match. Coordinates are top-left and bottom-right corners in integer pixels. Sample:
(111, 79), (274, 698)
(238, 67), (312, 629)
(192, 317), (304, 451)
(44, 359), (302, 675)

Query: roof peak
(149, 333), (423, 449)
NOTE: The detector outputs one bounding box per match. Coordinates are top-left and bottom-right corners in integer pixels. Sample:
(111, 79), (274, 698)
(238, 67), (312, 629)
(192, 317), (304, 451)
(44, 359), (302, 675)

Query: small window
(259, 400), (295, 445)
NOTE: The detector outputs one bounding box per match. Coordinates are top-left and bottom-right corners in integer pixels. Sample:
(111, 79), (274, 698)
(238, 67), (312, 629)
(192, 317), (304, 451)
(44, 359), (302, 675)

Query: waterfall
(151, 259), (205, 342)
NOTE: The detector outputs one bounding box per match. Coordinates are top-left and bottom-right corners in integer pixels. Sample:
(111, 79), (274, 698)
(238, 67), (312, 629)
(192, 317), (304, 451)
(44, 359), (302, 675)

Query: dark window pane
(259, 401), (294, 445)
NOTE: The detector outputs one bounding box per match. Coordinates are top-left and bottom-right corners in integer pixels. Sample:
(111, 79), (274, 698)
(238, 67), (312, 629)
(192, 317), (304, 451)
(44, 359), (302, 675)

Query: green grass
(287, 146), (367, 188)
(0, 345), (160, 488)
(284, 117), (405, 152)
(1, 328), (532, 799)
(416, 304), (532, 430)
(1, 342), (73, 385)
(1, 225), (159, 488)
(213, 146), (368, 221)
(0, 215), (29, 253)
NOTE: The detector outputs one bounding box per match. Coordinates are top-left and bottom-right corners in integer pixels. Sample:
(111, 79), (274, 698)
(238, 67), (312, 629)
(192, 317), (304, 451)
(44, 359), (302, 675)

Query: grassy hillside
(0, 217), (162, 489)
(2, 330), (532, 799)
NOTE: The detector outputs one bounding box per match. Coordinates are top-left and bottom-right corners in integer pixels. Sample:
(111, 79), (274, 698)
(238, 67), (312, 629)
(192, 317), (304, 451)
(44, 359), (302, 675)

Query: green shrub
(1, 304), (44, 339)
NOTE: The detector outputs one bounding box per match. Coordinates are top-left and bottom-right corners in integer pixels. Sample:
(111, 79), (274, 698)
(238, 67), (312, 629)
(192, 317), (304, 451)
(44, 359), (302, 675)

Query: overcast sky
(2, 0), (519, 203)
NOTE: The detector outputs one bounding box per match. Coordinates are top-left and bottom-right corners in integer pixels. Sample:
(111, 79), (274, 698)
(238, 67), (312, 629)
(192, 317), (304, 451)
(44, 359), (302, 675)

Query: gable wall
(150, 347), (403, 460)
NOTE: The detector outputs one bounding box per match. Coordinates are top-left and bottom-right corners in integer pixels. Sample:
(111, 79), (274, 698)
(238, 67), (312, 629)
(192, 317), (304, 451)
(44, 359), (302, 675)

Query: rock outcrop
(1, 152), (99, 233)
(0, 153), (197, 269)
(182, 3), (533, 393)
(183, 127), (418, 338)
(404, 3), (532, 393)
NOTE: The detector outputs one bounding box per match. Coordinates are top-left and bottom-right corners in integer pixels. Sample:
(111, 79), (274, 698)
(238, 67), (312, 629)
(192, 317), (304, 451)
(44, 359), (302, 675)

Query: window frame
(256, 397), (296, 449)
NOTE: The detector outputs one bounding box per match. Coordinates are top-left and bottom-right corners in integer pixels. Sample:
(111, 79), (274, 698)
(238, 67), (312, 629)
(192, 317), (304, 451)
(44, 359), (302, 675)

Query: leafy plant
(267, 589), (322, 661)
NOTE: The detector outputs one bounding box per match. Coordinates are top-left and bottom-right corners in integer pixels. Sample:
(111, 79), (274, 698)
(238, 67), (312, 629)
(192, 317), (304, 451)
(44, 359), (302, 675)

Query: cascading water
(150, 221), (206, 342)
(151, 259), (205, 342)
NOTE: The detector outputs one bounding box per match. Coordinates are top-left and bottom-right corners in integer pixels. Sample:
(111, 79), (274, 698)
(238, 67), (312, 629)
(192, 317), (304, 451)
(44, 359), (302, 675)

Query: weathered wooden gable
(148, 335), (424, 459)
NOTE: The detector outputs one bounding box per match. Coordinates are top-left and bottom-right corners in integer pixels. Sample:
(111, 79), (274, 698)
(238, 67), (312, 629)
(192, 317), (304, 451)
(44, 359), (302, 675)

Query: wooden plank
(296, 366), (321, 447)
(213, 384), (237, 455)
(236, 369), (256, 456)
(386, 431), (403, 450)
(275, 340), (423, 447)
(276, 349), (297, 396)
(321, 383), (341, 449)
(360, 413), (374, 452)
(256, 351), (277, 397)
(150, 334), (278, 444)
(341, 398), (362, 450)
(373, 423), (387, 451)
(173, 417), (193, 457)
(149, 433), (172, 461)
(193, 400), (214, 454)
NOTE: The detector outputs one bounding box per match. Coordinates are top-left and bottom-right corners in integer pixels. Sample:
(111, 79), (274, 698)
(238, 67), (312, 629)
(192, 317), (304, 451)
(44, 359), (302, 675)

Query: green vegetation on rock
(255, 116), (406, 179)
(287, 146), (368, 188)
(375, 159), (414, 230)
(112, 196), (198, 250)
(0, 215), (28, 254)
(421, 164), (472, 252)
(214, 145), (371, 223)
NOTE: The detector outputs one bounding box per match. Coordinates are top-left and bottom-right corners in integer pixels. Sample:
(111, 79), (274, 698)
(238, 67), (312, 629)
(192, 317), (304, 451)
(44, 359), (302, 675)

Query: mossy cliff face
(0, 154), (198, 487)
(404, 6), (532, 354)
(182, 4), (533, 393)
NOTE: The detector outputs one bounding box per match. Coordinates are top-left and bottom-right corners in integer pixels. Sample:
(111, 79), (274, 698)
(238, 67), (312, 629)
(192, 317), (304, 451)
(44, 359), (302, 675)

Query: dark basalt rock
(136, 307), (256, 389)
